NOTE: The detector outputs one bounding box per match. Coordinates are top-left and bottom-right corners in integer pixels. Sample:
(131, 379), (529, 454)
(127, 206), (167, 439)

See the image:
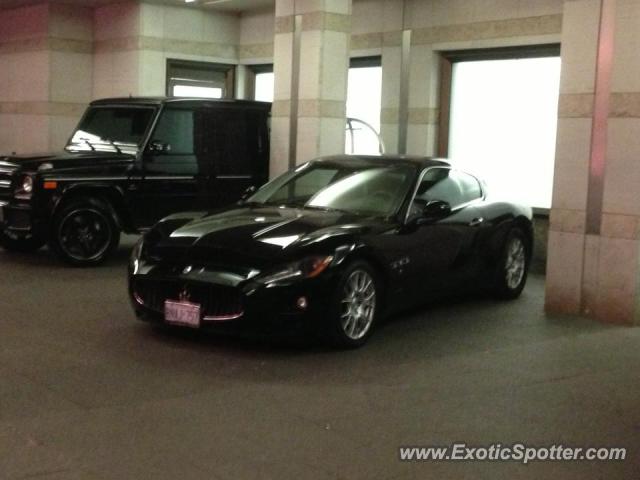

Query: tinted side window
(152, 108), (195, 155)
(193, 107), (257, 177)
(454, 171), (483, 204)
(414, 168), (463, 207)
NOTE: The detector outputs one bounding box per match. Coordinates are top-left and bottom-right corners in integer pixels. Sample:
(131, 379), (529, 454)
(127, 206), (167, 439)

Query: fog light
(296, 296), (308, 310)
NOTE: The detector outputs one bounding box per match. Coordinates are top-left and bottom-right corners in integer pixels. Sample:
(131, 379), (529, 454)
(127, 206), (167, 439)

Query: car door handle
(469, 217), (484, 227)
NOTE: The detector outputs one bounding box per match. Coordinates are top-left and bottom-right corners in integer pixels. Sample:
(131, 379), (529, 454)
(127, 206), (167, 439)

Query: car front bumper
(0, 201), (47, 240)
(128, 267), (339, 338)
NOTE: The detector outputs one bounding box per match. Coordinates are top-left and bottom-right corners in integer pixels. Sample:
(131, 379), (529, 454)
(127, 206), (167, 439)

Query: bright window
(347, 66), (382, 133)
(254, 72), (275, 102)
(448, 56), (561, 209)
(172, 85), (222, 98)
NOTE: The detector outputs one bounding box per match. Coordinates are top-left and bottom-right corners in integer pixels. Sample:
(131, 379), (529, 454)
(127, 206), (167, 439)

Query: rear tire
(493, 228), (529, 299)
(325, 260), (380, 349)
(0, 231), (46, 253)
(50, 197), (120, 266)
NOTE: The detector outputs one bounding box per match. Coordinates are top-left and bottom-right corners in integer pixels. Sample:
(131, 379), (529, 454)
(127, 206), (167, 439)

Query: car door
(133, 105), (200, 227)
(193, 105), (270, 210)
(399, 167), (483, 301)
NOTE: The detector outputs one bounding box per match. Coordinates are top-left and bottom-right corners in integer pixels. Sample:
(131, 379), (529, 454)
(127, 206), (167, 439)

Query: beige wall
(235, 0), (564, 155)
(0, 3), (92, 153)
(0, 0), (564, 155)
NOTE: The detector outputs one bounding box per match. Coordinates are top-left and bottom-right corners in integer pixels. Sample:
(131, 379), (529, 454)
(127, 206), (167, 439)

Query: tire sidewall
(326, 260), (380, 348)
(51, 198), (120, 266)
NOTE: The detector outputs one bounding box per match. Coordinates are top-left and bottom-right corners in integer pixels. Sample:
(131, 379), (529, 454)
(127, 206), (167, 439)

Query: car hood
(2, 150), (136, 172)
(147, 206), (384, 272)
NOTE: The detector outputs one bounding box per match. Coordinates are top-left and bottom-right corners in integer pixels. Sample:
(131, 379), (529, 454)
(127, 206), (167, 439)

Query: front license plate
(165, 300), (201, 328)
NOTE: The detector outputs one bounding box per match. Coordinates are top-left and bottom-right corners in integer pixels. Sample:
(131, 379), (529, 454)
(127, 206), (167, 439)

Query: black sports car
(129, 155), (533, 347)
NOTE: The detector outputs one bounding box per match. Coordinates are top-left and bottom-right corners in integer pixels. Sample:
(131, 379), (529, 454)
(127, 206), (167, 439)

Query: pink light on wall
(586, 0), (616, 234)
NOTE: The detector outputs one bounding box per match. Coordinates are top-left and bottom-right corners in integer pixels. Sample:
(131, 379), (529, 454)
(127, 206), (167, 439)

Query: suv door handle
(469, 217), (484, 227)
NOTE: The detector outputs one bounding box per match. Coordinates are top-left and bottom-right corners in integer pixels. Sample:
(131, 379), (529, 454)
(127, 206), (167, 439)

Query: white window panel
(448, 57), (561, 209)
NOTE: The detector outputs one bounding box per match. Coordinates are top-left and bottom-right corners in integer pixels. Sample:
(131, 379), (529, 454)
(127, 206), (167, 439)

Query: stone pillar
(0, 3), (92, 154)
(379, 0), (403, 154)
(270, 0), (352, 178)
(546, 0), (640, 325)
(406, 43), (439, 156)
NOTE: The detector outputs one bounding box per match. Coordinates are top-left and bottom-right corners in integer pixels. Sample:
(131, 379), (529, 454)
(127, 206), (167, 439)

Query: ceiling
(0, 0), (275, 13)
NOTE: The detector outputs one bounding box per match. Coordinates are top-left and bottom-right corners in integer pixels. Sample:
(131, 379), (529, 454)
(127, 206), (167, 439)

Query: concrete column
(0, 3), (92, 153)
(270, 0), (352, 178)
(379, 0), (403, 154)
(406, 43), (439, 156)
(546, 0), (640, 325)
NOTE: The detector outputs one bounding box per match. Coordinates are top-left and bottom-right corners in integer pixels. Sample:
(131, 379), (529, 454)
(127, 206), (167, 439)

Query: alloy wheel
(340, 269), (376, 340)
(58, 209), (112, 262)
(505, 236), (526, 290)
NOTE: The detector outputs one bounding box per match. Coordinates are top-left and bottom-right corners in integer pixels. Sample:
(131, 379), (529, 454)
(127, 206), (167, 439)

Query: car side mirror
(148, 140), (171, 154)
(240, 185), (257, 202)
(419, 200), (451, 223)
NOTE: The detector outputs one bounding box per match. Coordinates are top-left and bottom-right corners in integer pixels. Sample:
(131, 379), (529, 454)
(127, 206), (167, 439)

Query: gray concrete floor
(1, 236), (639, 480)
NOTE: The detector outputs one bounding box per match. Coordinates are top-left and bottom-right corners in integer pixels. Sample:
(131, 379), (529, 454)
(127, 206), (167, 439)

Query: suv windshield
(248, 162), (416, 217)
(67, 106), (156, 153)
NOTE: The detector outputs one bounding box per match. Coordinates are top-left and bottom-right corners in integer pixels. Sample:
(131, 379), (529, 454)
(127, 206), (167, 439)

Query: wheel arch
(53, 184), (131, 232)
(341, 245), (391, 312)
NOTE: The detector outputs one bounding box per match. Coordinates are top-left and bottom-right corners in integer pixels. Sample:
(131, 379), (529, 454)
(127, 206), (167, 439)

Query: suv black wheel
(0, 231), (46, 253)
(493, 227), (529, 299)
(325, 260), (380, 348)
(50, 198), (120, 266)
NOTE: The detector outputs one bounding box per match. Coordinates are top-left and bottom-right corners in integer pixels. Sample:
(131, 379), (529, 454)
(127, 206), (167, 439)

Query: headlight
(257, 255), (334, 286)
(22, 176), (33, 193)
(15, 175), (34, 198)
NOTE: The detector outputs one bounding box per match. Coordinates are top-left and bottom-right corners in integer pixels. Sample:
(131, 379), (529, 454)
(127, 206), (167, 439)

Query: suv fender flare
(52, 184), (127, 231)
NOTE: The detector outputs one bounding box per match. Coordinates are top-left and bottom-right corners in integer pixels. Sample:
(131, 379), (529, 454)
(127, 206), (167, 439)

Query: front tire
(0, 231), (46, 253)
(50, 198), (120, 266)
(493, 228), (529, 299)
(326, 261), (380, 348)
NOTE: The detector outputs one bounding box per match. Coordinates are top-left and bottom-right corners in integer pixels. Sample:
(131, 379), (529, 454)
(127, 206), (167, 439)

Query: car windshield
(67, 106), (156, 153)
(247, 162), (416, 217)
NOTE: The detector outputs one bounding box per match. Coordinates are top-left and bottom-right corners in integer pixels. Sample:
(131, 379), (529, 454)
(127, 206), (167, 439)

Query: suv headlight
(257, 255), (334, 286)
(15, 175), (34, 199)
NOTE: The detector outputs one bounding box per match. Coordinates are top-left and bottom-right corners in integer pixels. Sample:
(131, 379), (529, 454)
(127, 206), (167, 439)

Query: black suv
(0, 97), (271, 266)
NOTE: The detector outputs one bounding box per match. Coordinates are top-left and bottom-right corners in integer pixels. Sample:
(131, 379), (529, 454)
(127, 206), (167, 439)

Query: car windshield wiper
(300, 204), (352, 214)
(104, 139), (122, 154)
(77, 139), (96, 151)
(242, 200), (278, 207)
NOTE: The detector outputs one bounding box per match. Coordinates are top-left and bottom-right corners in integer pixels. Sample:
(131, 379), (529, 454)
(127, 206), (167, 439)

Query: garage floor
(1, 237), (639, 480)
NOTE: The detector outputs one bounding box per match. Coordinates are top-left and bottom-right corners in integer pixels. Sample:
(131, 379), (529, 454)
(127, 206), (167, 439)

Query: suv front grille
(133, 277), (244, 321)
(0, 161), (18, 201)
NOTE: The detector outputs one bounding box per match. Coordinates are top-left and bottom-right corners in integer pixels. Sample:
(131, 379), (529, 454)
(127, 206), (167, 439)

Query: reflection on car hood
(148, 206), (381, 271)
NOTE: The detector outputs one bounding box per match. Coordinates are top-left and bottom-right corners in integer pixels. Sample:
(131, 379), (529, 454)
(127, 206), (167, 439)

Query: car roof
(311, 154), (450, 169)
(89, 97), (271, 108)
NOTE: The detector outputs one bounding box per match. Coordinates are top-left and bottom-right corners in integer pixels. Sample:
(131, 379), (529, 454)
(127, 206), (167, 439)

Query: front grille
(133, 278), (244, 320)
(0, 161), (17, 201)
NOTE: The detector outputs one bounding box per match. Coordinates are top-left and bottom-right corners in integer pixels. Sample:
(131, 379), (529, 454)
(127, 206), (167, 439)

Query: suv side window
(153, 108), (195, 155)
(147, 107), (198, 175)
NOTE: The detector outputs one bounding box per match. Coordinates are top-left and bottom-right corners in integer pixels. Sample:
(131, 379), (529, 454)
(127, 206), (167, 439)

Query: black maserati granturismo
(129, 155), (533, 347)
